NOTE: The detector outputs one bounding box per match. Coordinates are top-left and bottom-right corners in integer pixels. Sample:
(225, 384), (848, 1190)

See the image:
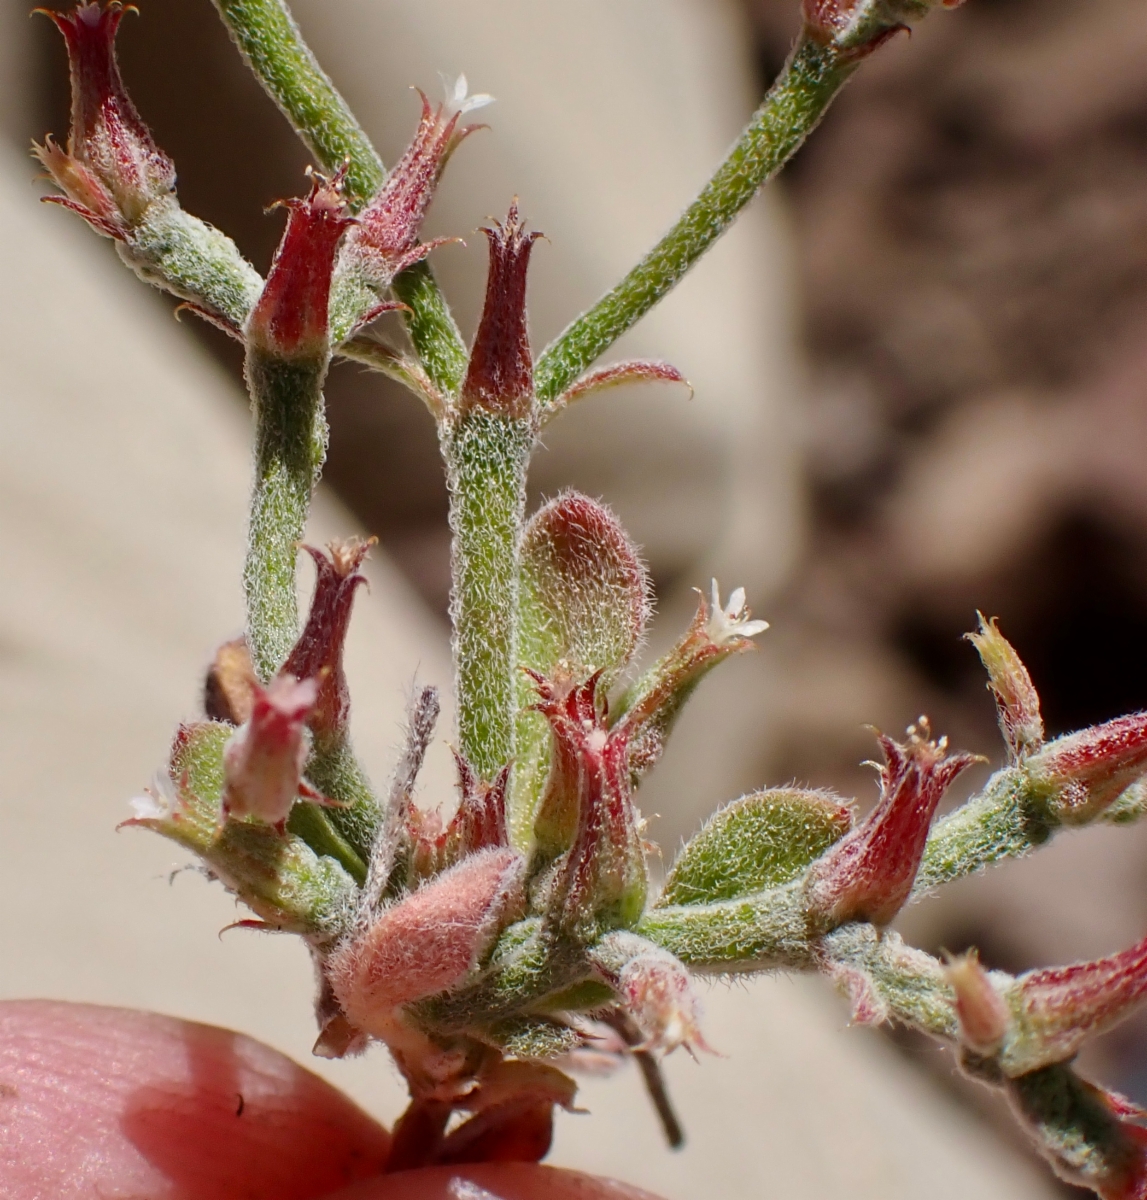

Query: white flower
(441, 73), (494, 117)
(128, 771), (177, 820)
(705, 579), (769, 646)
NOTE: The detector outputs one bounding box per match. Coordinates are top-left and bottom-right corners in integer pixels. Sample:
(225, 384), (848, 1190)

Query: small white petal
(736, 618), (770, 639)
(128, 794), (162, 819)
(458, 92), (494, 115)
(705, 581), (769, 645)
(440, 72), (494, 116)
(129, 772), (175, 819)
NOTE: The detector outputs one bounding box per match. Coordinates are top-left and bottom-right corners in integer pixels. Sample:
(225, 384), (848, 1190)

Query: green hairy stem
(121, 199), (262, 327)
(211, 0), (384, 207)
(444, 412), (534, 778)
(533, 34), (856, 404)
(243, 350), (328, 680)
(915, 767), (1057, 893)
(638, 885), (814, 972)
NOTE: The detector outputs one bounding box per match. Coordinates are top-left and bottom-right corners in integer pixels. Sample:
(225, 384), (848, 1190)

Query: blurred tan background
(3, 0), (1147, 1196)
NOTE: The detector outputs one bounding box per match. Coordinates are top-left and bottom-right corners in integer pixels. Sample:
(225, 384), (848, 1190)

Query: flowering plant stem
(446, 413), (534, 778)
(39, 1), (1147, 1194)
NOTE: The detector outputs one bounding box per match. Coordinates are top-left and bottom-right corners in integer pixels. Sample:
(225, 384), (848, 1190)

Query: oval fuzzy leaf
(511, 492), (650, 846)
(657, 788), (853, 907)
(518, 491), (650, 684)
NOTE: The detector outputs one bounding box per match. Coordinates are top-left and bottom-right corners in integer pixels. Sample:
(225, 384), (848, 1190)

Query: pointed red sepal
(349, 297), (414, 338)
(547, 360), (692, 417)
(530, 671), (647, 939)
(345, 80), (488, 290)
(281, 538), (374, 750)
(36, 152), (123, 239)
(447, 753), (511, 858)
(458, 201), (542, 421)
(805, 721), (979, 927)
(1028, 712), (1147, 824)
(34, 3), (174, 230)
(222, 673), (335, 830)
(1003, 934), (1147, 1076)
(245, 166), (355, 360)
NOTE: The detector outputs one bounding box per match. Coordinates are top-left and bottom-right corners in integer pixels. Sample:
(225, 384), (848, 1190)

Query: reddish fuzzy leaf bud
(1003, 934), (1147, 1076)
(1028, 713), (1147, 824)
(805, 721), (979, 927)
(245, 167), (355, 360)
(282, 538), (374, 750)
(344, 77), (490, 290)
(34, 2), (175, 237)
(617, 581), (768, 785)
(589, 932), (711, 1057)
(222, 673), (333, 832)
(458, 202), (542, 421)
(519, 492), (651, 684)
(531, 672), (647, 939)
(944, 950), (1011, 1056)
(514, 492), (651, 846)
(327, 847), (525, 1042)
(967, 613), (1044, 762)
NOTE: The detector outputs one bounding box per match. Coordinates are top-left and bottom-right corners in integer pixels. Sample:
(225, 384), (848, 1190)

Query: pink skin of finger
(0, 1001), (662, 1200)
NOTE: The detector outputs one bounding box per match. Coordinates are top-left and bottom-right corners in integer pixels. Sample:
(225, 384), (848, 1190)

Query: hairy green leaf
(658, 787), (852, 907)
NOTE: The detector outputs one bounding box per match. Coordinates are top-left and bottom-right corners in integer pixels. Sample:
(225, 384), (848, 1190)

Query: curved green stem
(122, 199), (262, 328)
(532, 35), (857, 405)
(211, 0), (383, 207)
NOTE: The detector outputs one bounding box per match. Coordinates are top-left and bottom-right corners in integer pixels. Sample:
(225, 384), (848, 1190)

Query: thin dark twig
(359, 685), (439, 928)
(601, 1008), (685, 1149)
